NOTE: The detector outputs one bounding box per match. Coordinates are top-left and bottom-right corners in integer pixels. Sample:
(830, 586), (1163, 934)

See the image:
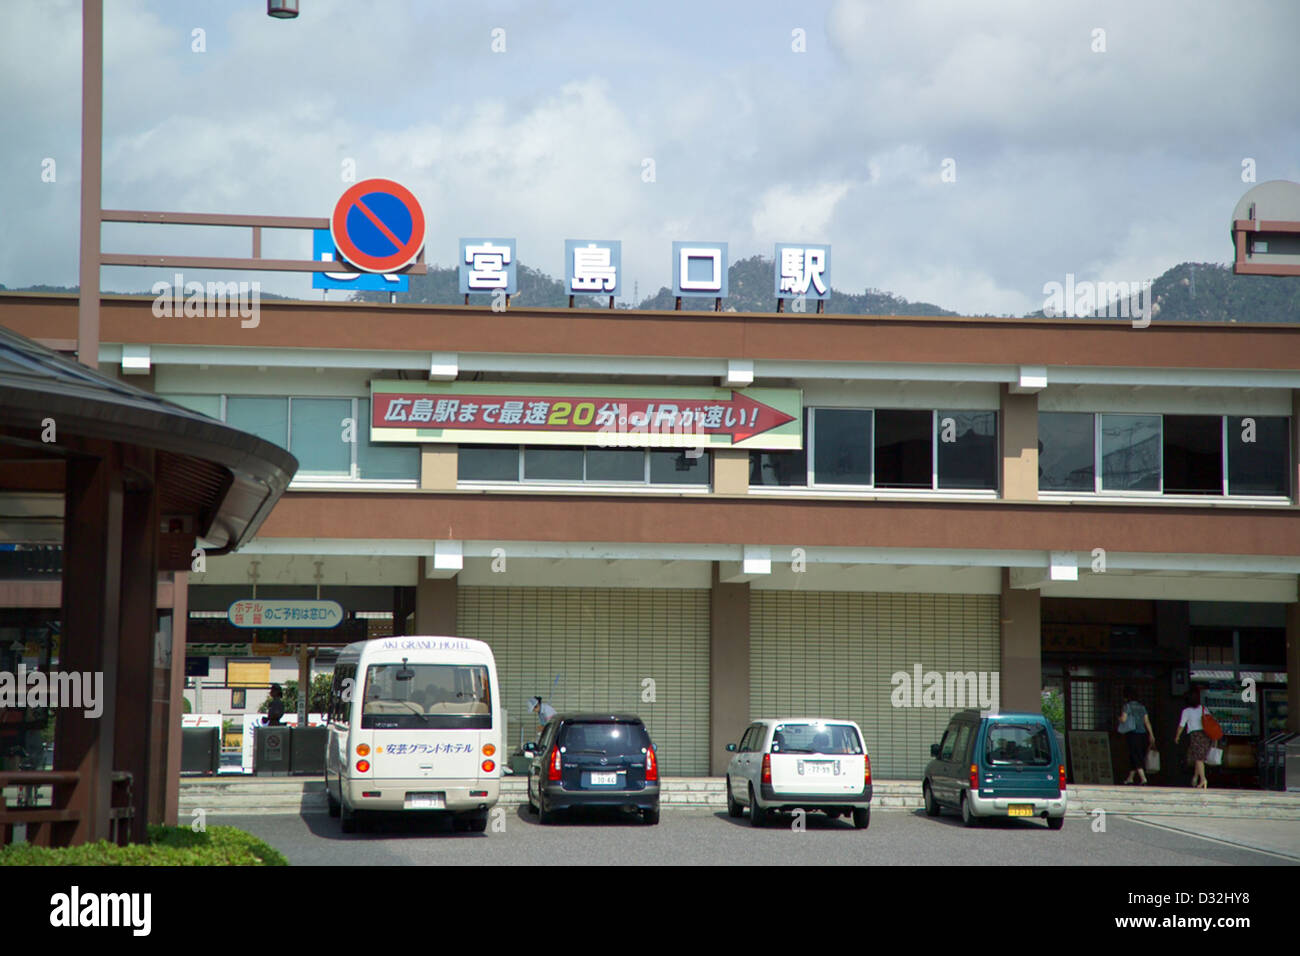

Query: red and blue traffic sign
(329, 179), (426, 274)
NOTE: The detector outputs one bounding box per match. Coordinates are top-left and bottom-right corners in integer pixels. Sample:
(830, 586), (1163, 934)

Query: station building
(2, 292), (1298, 783)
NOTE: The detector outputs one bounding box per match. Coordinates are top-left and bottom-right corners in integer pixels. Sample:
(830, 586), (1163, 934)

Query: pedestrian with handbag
(1174, 688), (1217, 789)
(1116, 686), (1157, 785)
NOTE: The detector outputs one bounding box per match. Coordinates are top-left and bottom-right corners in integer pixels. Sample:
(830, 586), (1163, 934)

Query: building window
(1039, 412), (1095, 491)
(459, 444), (520, 481)
(937, 410), (997, 490)
(1100, 414), (1161, 492)
(163, 394), (222, 419)
(460, 445), (712, 486)
(873, 409), (932, 489)
(225, 397), (288, 449)
(586, 448), (645, 482)
(649, 449), (709, 484)
(355, 399), (420, 480)
(1162, 415), (1222, 495)
(749, 415), (809, 486)
(1227, 416), (1289, 496)
(290, 397), (352, 475)
(524, 446), (584, 481)
(811, 408), (871, 486)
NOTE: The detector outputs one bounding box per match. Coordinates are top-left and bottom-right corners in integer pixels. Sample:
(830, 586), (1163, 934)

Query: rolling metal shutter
(750, 591), (1000, 780)
(457, 587), (711, 775)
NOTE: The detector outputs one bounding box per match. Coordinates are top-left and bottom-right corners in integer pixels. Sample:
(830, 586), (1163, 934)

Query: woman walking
(1174, 688), (1211, 789)
(1116, 686), (1156, 784)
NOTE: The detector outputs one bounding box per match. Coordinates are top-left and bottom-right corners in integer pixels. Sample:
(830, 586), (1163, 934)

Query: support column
(53, 447), (123, 846)
(1287, 598), (1300, 733)
(415, 559), (458, 635)
(420, 445), (457, 490)
(1000, 383), (1039, 501)
(712, 449), (750, 495)
(162, 571), (188, 826)
(710, 562), (750, 775)
(392, 586), (415, 636)
(113, 463), (159, 843)
(999, 568), (1041, 712)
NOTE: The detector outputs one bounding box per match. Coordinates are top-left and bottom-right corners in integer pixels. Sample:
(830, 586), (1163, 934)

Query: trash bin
(290, 726), (327, 775)
(181, 727), (219, 775)
(254, 725), (292, 776)
(1286, 738), (1300, 792)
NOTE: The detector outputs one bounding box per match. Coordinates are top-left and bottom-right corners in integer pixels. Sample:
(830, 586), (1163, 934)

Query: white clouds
(751, 181), (851, 241)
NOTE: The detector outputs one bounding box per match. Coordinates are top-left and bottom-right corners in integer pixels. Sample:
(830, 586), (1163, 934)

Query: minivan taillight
(970, 764), (979, 793)
(761, 753), (771, 784)
(864, 753), (871, 785)
(548, 747), (562, 782)
(646, 746), (658, 782)
(1059, 764), (1066, 792)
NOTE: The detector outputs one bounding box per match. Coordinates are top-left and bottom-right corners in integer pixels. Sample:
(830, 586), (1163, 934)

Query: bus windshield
(361, 663), (492, 730)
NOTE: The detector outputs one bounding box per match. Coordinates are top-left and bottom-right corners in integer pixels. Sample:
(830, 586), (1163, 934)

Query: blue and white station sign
(774, 243), (831, 301)
(672, 241), (728, 298)
(565, 239), (621, 296)
(459, 238), (517, 294)
(311, 229), (409, 292)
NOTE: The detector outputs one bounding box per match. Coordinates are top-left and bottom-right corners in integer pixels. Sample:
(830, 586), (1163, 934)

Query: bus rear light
(356, 744), (370, 757)
(362, 791), (380, 798)
(548, 747), (562, 782)
(481, 760), (495, 773)
(482, 743), (496, 756)
(471, 790), (488, 798)
(646, 746), (658, 782)
(356, 760), (371, 773)
(761, 753), (771, 785)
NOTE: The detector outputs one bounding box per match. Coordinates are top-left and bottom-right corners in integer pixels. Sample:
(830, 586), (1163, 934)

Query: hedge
(0, 824), (288, 866)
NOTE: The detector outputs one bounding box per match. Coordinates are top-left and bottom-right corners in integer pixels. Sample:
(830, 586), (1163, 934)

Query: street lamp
(267, 0), (300, 17)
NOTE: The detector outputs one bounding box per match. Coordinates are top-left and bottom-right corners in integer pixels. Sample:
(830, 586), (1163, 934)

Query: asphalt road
(219, 806), (1296, 867)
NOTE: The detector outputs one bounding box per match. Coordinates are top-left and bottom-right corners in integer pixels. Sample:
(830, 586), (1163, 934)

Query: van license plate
(1007, 804), (1033, 817)
(590, 772), (618, 786)
(405, 793), (445, 809)
(804, 762), (835, 775)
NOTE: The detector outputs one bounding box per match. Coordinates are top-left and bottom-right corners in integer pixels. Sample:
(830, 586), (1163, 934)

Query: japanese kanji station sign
(369, 382), (802, 449)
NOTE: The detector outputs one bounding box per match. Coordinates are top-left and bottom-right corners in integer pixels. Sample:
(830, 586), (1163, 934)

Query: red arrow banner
(371, 390), (796, 445)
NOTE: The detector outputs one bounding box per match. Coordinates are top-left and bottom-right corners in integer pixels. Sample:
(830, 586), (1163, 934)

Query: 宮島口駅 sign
(369, 382), (802, 449)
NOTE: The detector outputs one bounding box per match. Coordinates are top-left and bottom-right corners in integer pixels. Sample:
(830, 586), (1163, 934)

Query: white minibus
(324, 636), (501, 833)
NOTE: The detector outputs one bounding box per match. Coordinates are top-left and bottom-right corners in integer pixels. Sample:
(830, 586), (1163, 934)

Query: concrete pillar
(421, 445), (458, 491)
(162, 571), (187, 827)
(415, 559), (458, 635)
(1291, 390), (1300, 503)
(113, 462), (159, 843)
(712, 449), (750, 495)
(53, 446), (124, 846)
(1287, 599), (1300, 733)
(710, 562), (750, 775)
(1000, 384), (1038, 501)
(999, 568), (1041, 712)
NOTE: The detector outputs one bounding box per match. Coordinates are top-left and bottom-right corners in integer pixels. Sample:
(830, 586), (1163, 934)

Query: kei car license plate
(804, 761), (836, 775)
(1007, 804), (1033, 817)
(590, 772), (618, 786)
(405, 792), (445, 809)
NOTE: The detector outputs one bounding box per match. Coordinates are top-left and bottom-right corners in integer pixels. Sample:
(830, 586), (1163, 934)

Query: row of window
(749, 408), (999, 490)
(459, 445), (711, 484)
(164, 395), (420, 480)
(1038, 413), (1289, 496)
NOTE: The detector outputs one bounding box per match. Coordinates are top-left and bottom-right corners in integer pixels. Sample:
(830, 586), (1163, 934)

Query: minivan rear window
(771, 723), (863, 755)
(559, 721), (649, 756)
(985, 722), (1053, 766)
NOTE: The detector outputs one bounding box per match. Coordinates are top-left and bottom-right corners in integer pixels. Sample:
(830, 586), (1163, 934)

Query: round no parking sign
(329, 179), (426, 273)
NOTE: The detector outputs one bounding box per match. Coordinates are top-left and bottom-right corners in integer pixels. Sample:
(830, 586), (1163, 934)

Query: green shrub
(0, 824), (288, 866)
(1041, 688), (1066, 733)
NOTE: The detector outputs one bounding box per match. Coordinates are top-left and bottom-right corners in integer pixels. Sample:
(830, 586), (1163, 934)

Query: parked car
(725, 718), (872, 829)
(525, 713), (660, 824)
(922, 709), (1067, 829)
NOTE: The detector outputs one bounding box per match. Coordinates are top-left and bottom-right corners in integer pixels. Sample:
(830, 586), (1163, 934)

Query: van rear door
(980, 720), (1060, 797)
(557, 720), (651, 792)
(767, 722), (866, 796)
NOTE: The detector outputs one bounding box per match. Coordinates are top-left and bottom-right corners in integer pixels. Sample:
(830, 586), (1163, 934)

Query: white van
(324, 636), (501, 833)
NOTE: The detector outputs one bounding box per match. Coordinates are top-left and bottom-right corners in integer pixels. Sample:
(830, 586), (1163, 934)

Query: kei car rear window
(985, 722), (1053, 766)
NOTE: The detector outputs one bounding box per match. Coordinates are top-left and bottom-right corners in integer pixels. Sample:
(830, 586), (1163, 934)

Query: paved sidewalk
(1127, 815), (1300, 861)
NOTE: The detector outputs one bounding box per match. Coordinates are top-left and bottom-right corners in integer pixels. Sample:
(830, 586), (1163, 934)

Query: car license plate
(405, 792), (445, 809)
(1007, 804), (1033, 817)
(590, 772), (618, 786)
(804, 761), (836, 775)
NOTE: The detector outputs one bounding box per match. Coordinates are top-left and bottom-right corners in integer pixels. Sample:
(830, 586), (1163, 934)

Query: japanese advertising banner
(369, 381), (802, 449)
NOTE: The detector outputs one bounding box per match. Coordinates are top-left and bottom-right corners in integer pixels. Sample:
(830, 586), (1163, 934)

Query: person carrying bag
(1201, 703), (1225, 768)
(1174, 688), (1214, 788)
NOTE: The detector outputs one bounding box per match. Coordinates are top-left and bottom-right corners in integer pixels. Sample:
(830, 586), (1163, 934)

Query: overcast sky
(2, 0), (1298, 315)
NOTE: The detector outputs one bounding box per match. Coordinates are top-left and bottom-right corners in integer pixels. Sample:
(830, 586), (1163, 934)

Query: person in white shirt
(1174, 688), (1211, 789)
(528, 696), (556, 734)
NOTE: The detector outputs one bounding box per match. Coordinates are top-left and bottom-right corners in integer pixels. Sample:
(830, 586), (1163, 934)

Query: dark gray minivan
(525, 713), (660, 824)
(922, 710), (1067, 829)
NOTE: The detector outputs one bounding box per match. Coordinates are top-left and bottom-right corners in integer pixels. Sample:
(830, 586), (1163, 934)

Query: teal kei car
(922, 710), (1067, 829)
